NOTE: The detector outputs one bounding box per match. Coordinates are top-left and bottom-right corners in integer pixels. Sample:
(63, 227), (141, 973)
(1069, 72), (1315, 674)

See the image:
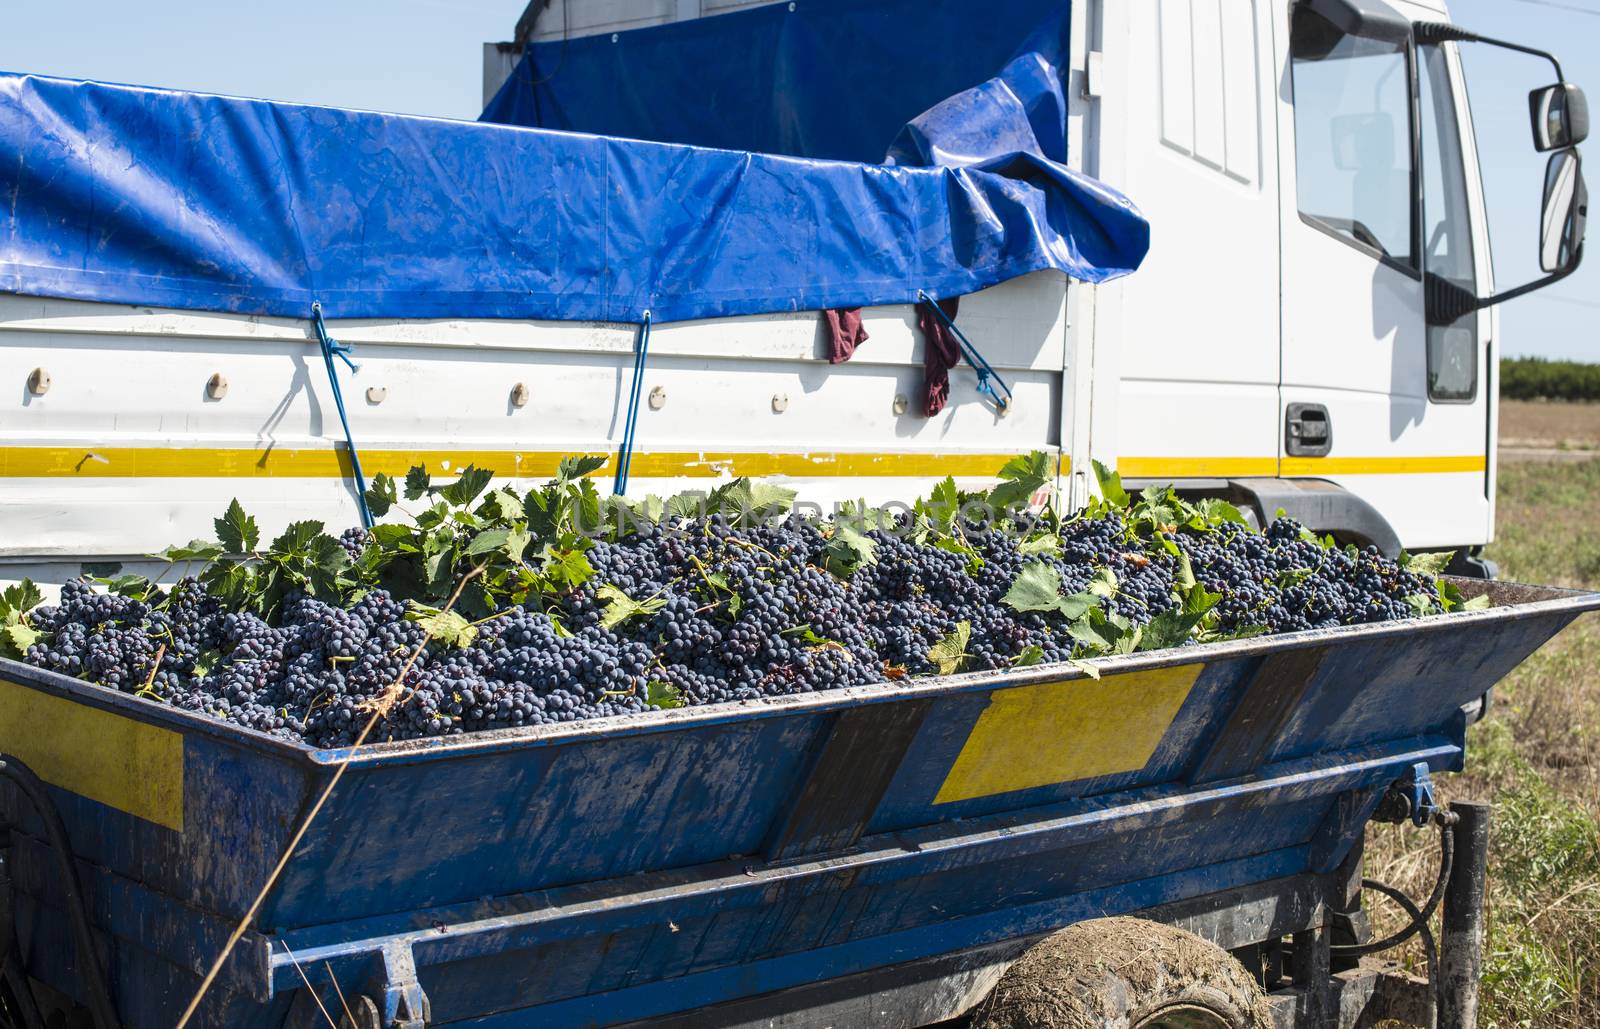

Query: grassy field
(1366, 448), (1600, 1025)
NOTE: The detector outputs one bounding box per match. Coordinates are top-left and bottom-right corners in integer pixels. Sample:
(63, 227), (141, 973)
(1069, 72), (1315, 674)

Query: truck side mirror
(1540, 149), (1587, 273)
(1426, 148), (1586, 325)
(1529, 83), (1588, 151)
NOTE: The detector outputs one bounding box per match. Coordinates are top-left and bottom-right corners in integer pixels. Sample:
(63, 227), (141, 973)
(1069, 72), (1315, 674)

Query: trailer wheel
(973, 917), (1272, 1029)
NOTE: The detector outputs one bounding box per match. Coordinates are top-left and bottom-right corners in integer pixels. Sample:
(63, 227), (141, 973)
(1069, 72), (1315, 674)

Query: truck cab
(1092, 0), (1583, 567)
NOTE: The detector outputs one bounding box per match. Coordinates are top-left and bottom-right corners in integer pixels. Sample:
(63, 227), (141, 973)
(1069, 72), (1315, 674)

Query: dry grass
(1501, 400), (1600, 452)
(1365, 458), (1600, 1026)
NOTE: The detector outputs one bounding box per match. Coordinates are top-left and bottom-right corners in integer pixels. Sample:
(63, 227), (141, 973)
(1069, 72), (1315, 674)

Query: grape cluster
(18, 513), (1446, 747)
(1182, 519), (1439, 634)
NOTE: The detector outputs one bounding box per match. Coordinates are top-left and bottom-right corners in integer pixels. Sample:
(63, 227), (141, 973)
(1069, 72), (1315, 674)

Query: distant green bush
(1501, 357), (1600, 402)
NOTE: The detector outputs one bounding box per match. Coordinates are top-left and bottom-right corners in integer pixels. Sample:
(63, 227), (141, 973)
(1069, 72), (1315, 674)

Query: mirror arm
(1428, 244), (1585, 324)
(1412, 22), (1563, 79)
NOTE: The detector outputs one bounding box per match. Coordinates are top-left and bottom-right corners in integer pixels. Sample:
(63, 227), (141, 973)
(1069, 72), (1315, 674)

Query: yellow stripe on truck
(1117, 457), (1279, 478)
(0, 446), (1483, 481)
(0, 447), (1042, 481)
(934, 664), (1203, 804)
(1279, 454), (1486, 476)
(0, 678), (184, 831)
(1118, 455), (1486, 478)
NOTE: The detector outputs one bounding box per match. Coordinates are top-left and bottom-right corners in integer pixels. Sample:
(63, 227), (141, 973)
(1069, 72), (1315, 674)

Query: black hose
(0, 758), (120, 1029)
(1330, 818), (1455, 957)
(1361, 878), (1442, 1019)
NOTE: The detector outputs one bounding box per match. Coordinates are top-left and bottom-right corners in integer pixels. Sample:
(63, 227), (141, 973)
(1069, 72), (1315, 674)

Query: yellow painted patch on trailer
(0, 679), (183, 831)
(0, 446), (1046, 482)
(934, 663), (1203, 805)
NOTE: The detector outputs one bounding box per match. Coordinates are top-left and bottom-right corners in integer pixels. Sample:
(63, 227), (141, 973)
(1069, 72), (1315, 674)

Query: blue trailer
(0, 576), (1592, 1028)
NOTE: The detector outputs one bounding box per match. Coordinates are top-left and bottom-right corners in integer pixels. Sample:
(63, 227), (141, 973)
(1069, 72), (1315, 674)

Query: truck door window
(1290, 8), (1416, 271)
(1419, 43), (1479, 402)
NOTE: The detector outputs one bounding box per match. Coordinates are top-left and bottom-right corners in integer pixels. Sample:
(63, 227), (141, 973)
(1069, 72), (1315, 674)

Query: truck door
(1276, 1), (1492, 550)
(1096, 0), (1283, 484)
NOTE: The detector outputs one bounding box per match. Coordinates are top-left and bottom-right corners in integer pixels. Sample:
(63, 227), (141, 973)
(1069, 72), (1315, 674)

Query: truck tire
(973, 917), (1272, 1029)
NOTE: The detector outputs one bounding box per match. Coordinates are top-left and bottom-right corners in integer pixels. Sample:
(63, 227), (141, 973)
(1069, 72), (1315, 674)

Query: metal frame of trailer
(0, 578), (1592, 1028)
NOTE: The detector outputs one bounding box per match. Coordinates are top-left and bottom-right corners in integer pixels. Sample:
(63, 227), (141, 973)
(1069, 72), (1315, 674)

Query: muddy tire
(973, 917), (1273, 1029)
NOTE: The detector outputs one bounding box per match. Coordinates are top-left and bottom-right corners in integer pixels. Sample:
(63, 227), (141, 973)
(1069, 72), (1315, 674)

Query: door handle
(1286, 403), (1332, 457)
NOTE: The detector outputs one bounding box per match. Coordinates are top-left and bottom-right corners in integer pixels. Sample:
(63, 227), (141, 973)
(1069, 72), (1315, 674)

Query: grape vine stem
(174, 563), (486, 1029)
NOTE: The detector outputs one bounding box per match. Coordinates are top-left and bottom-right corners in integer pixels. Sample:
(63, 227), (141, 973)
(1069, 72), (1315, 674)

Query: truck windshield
(1290, 10), (1416, 270)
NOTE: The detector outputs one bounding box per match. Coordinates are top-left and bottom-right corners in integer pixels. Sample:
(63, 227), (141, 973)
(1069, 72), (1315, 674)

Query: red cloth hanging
(822, 308), (870, 363)
(917, 296), (962, 416)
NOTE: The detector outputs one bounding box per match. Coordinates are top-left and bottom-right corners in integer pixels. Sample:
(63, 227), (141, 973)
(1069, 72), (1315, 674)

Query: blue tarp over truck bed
(0, 0), (1147, 325)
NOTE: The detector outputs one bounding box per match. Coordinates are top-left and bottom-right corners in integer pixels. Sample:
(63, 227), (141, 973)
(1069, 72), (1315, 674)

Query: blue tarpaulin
(480, 0), (1072, 166)
(0, 0), (1146, 325)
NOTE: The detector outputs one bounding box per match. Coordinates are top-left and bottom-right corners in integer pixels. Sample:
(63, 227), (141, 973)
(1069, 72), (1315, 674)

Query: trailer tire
(973, 917), (1272, 1029)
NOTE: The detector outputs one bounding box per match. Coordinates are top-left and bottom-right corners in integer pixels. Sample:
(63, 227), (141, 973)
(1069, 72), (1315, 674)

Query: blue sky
(0, 0), (1593, 360)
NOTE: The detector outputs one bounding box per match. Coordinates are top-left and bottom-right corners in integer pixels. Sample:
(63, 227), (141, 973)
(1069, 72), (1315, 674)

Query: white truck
(0, 0), (1586, 589)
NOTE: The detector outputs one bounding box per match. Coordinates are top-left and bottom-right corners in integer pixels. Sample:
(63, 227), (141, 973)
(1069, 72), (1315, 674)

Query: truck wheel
(973, 917), (1272, 1029)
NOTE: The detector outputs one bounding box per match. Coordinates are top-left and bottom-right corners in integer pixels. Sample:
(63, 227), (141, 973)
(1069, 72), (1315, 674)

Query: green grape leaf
(1068, 607), (1138, 654)
(990, 451), (1052, 510)
(364, 473), (399, 519)
(596, 584), (667, 630)
(1068, 657), (1102, 680)
(464, 528), (512, 558)
(270, 520), (325, 557)
(557, 455), (608, 483)
(1193, 497), (1247, 527)
(1180, 581), (1223, 617)
(928, 476), (961, 534)
(93, 574), (157, 601)
(161, 540), (226, 564)
(1012, 645), (1046, 668)
(665, 490), (709, 521)
(403, 466), (433, 501)
(824, 522), (877, 577)
(1002, 563), (1098, 620)
(214, 499), (260, 554)
(1175, 551), (1197, 592)
(1092, 459), (1130, 509)
(645, 681), (685, 710)
(439, 466), (493, 508)
(926, 621), (971, 677)
(1017, 534), (1062, 557)
(0, 580), (45, 622)
(1088, 567), (1119, 599)
(1276, 567), (1316, 589)
(542, 547), (595, 590)
(1138, 601), (1211, 652)
(1403, 594), (1437, 618)
(477, 487), (523, 524)
(782, 625), (840, 648)
(370, 523), (417, 550)
(1401, 551), (1455, 577)
(192, 647), (224, 677)
(404, 603), (476, 649)
(0, 622), (41, 658)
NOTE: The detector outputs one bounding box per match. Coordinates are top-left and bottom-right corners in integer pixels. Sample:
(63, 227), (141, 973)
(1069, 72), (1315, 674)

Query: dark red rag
(822, 308), (869, 364)
(917, 296), (962, 416)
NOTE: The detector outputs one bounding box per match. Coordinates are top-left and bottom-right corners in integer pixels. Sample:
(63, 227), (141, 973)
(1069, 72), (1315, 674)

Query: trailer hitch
(1372, 762), (1446, 828)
